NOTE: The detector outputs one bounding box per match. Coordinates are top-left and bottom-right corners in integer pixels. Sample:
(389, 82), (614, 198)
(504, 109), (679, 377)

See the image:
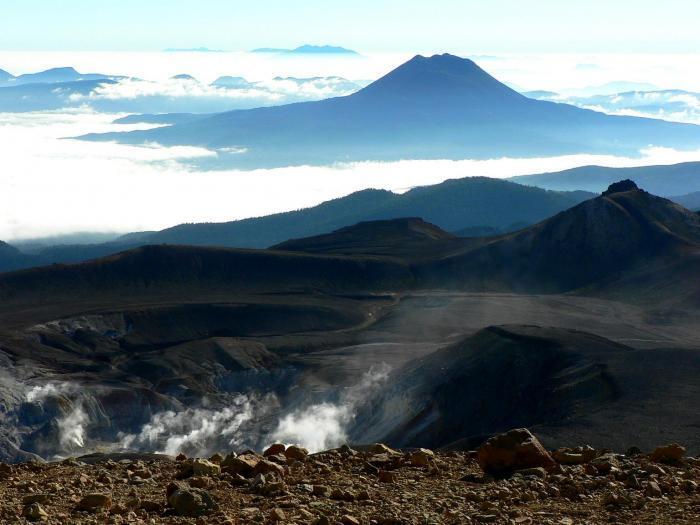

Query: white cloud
(64, 76), (361, 106)
(3, 110), (700, 240)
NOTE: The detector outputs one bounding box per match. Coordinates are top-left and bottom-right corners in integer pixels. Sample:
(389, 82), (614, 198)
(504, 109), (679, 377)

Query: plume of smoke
(270, 364), (391, 452)
(117, 365), (391, 457)
(119, 393), (278, 456)
(25, 382), (79, 403)
(57, 405), (88, 450)
(24, 381), (90, 456)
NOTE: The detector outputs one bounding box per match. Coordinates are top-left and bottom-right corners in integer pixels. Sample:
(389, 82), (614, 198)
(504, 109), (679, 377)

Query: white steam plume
(24, 381), (90, 455)
(270, 364), (391, 452)
(57, 405), (88, 450)
(25, 382), (79, 403)
(119, 393), (278, 456)
(118, 365), (391, 457)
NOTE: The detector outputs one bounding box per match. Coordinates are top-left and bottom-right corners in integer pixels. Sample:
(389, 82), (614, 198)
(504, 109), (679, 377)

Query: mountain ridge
(0, 177), (593, 272)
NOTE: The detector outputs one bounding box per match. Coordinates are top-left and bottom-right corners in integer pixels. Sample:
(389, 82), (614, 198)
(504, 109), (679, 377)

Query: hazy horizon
(3, 0), (700, 53)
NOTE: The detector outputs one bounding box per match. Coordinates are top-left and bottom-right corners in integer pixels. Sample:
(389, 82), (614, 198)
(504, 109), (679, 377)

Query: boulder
(221, 453), (260, 477)
(409, 448), (435, 467)
(650, 444), (686, 464)
(477, 428), (555, 476)
(23, 503), (48, 522)
(264, 443), (286, 457)
(192, 458), (221, 476)
(285, 445), (309, 462)
(77, 493), (113, 512)
(166, 481), (218, 517)
(589, 452), (620, 475)
(254, 459), (286, 478)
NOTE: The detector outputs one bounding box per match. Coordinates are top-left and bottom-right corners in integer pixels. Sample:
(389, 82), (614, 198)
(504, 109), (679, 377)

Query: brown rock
(77, 493), (112, 512)
(477, 428), (556, 475)
(221, 454), (260, 477)
(285, 445), (309, 462)
(264, 443), (286, 457)
(166, 481), (218, 517)
(645, 481), (663, 498)
(590, 453), (620, 475)
(254, 459), (285, 478)
(341, 515), (361, 525)
(379, 470), (398, 483)
(192, 458), (221, 476)
(409, 448), (435, 467)
(650, 443), (686, 464)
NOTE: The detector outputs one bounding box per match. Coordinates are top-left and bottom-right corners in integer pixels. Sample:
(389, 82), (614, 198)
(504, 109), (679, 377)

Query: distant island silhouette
(251, 45), (359, 55)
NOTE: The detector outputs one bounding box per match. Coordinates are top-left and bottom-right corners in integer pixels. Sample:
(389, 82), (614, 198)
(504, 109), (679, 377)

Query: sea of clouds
(4, 109), (700, 241)
(3, 51), (700, 240)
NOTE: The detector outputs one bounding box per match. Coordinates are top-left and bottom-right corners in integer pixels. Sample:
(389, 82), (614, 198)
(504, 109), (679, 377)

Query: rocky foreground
(2, 429), (700, 524)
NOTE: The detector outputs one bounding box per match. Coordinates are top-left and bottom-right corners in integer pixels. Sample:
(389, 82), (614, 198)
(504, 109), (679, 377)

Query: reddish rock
(477, 428), (555, 475)
(650, 443), (686, 464)
(285, 445), (309, 462)
(263, 443), (286, 457)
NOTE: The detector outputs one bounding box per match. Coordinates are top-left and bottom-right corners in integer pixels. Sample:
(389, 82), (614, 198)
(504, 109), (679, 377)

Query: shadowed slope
(421, 186), (700, 294)
(351, 325), (700, 451)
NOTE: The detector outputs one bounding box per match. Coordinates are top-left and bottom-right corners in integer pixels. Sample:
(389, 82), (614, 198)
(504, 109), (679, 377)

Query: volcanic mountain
(273, 217), (466, 260)
(79, 54), (700, 167)
(420, 181), (700, 299)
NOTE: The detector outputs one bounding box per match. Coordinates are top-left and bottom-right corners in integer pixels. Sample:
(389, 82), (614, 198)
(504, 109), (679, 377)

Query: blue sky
(2, 0), (699, 53)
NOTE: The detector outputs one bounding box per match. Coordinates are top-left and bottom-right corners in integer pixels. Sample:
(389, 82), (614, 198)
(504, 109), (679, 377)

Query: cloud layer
(4, 110), (700, 240)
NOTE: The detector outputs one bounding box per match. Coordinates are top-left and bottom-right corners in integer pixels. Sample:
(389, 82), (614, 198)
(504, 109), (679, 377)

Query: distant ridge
(511, 161), (700, 196)
(0, 68), (14, 82)
(251, 45), (359, 55)
(1, 177), (591, 272)
(4, 67), (116, 85)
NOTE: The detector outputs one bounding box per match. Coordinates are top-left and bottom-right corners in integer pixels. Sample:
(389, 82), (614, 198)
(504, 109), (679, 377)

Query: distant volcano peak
(355, 52), (522, 102)
(602, 179), (640, 196)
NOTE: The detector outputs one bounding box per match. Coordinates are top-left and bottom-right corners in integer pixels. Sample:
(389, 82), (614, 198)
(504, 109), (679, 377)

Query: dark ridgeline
(79, 54), (700, 167)
(1, 181), (698, 304)
(0, 177), (592, 272)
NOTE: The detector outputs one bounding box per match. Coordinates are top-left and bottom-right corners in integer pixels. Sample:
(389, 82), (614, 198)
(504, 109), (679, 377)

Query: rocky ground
(1, 429), (700, 524)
